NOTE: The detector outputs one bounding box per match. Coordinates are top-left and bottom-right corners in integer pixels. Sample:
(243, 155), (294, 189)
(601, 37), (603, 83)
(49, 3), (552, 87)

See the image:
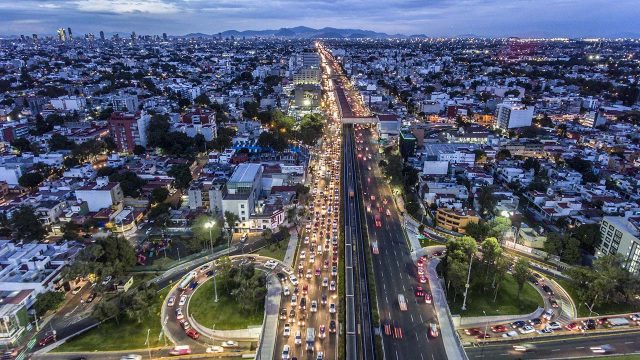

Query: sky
(0, 0), (639, 38)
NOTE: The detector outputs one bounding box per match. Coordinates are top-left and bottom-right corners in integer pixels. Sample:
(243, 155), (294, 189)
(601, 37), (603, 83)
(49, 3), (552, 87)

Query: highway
(465, 330), (640, 359)
(343, 124), (375, 360)
(355, 125), (448, 360)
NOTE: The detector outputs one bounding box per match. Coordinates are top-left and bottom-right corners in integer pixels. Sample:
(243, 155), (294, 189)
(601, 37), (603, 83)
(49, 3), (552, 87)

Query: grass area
(556, 279), (640, 317)
(188, 277), (264, 330)
(255, 240), (287, 261)
(55, 285), (171, 352)
(418, 236), (444, 248)
(448, 274), (544, 317)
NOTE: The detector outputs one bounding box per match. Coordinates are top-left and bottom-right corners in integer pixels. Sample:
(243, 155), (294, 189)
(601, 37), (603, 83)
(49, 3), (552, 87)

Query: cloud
(74, 0), (180, 15)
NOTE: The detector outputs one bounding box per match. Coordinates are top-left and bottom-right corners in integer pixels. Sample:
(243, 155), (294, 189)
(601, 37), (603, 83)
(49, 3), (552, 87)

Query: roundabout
(160, 254), (293, 354)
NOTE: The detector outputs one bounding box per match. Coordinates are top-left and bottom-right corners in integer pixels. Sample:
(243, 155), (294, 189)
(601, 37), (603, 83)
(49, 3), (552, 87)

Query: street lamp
(461, 251), (474, 311)
(204, 220), (216, 254)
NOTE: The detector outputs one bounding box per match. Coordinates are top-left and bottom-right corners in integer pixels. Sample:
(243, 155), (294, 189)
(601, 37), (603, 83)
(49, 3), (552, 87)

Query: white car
(294, 331), (302, 345)
(311, 300), (318, 312)
(591, 345), (614, 354)
(502, 330), (519, 338)
(290, 275), (299, 286)
(283, 323), (291, 337)
(329, 280), (336, 291)
(282, 345), (290, 360)
(265, 260), (278, 269)
(316, 351), (324, 360)
(291, 294), (298, 306)
(630, 314), (640, 321)
(322, 277), (329, 287)
(178, 295), (187, 306)
(519, 325), (535, 334)
(167, 296), (175, 307)
(205, 346), (223, 353)
(329, 303), (336, 314)
(547, 321), (562, 330)
(283, 287), (290, 296)
(300, 251), (306, 259)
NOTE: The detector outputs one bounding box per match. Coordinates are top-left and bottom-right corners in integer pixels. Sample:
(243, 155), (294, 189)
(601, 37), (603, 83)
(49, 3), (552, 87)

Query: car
(290, 275), (299, 286)
(465, 328), (481, 336)
(630, 314), (640, 321)
(547, 321), (562, 330)
(329, 303), (336, 314)
(476, 332), (491, 340)
(283, 287), (290, 296)
(86, 292), (97, 303)
(294, 330), (302, 345)
(289, 309), (296, 319)
(175, 308), (184, 320)
(205, 346), (223, 353)
(302, 284), (308, 295)
(316, 352), (324, 360)
(418, 276), (427, 284)
(291, 294), (297, 306)
(537, 327), (553, 334)
(491, 325), (508, 333)
(121, 355), (143, 360)
(541, 285), (554, 295)
(329, 280), (336, 291)
(179, 320), (190, 330)
(185, 328), (199, 340)
(300, 251), (306, 259)
(392, 321), (403, 339)
(511, 320), (527, 329)
(513, 344), (536, 352)
(282, 344), (290, 359)
(429, 323), (439, 337)
(590, 344), (614, 354)
(221, 340), (238, 348)
(38, 331), (57, 347)
(321, 293), (327, 305)
(383, 320), (392, 336)
(322, 277), (329, 287)
(502, 330), (519, 338)
(167, 296), (176, 307)
(597, 317), (609, 325)
(424, 293), (432, 304)
(319, 324), (326, 339)
(415, 286), (424, 297)
(300, 297), (307, 310)
(279, 308), (288, 320)
(311, 300), (318, 312)
(284, 323), (291, 337)
(582, 319), (596, 330)
(529, 318), (542, 326)
(306, 270), (313, 279)
(264, 259), (278, 269)
(542, 309), (555, 320)
(101, 275), (112, 286)
(178, 295), (187, 306)
(71, 286), (83, 295)
(519, 326), (535, 334)
(168, 345), (191, 355)
(329, 320), (336, 333)
(331, 266), (337, 276)
(565, 322), (580, 331)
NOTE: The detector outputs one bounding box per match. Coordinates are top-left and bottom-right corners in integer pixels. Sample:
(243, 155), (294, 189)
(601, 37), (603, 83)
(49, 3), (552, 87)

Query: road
(465, 330), (640, 359)
(354, 125), (448, 360)
(272, 64), (342, 360)
(343, 124), (375, 360)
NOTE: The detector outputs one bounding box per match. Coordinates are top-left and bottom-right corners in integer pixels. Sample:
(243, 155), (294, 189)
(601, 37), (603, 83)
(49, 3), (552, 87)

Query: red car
(565, 322), (580, 331)
(464, 328), (481, 336)
(186, 328), (199, 340)
(393, 321), (403, 339)
(384, 321), (392, 336)
(476, 332), (491, 339)
(415, 286), (424, 297)
(491, 325), (508, 333)
(424, 293), (432, 304)
(38, 331), (57, 347)
(374, 215), (382, 228)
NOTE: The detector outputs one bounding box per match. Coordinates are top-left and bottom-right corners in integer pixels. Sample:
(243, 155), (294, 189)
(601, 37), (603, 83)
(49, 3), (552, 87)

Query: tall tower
(162, 32), (168, 41)
(100, 30), (105, 41)
(57, 28), (66, 42)
(67, 27), (73, 40)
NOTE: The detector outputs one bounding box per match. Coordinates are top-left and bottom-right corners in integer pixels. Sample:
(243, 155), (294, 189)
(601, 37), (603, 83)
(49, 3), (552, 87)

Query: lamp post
(461, 251), (474, 311)
(213, 267), (219, 303)
(205, 221), (216, 254)
(481, 310), (489, 357)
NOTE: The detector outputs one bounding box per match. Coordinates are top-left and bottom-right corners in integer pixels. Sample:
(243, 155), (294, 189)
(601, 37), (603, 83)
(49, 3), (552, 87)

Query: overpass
(335, 83), (377, 124)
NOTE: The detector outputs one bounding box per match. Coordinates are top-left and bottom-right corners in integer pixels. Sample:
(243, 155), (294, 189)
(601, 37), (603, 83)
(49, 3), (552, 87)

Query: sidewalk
(255, 273), (282, 360)
(427, 258), (468, 360)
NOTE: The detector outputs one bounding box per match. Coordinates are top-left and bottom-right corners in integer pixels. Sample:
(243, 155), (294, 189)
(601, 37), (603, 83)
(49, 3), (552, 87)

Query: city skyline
(1, 0), (640, 38)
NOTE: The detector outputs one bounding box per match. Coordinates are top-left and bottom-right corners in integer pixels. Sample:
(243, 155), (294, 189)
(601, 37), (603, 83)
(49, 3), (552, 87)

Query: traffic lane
(465, 331), (640, 359)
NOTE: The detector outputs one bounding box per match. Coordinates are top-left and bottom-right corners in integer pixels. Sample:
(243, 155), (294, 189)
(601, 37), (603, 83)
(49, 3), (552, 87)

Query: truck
(306, 327), (315, 352)
(398, 294), (407, 311)
(608, 317), (630, 327)
(178, 271), (197, 290)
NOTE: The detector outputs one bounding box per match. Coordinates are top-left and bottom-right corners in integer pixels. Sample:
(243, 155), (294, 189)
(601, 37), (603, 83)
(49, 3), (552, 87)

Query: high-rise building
(162, 33), (168, 41)
(99, 31), (105, 41)
(302, 49), (320, 68)
(32, 34), (38, 41)
(57, 28), (67, 42)
(495, 100), (534, 129)
(108, 111), (151, 152)
(598, 216), (640, 275)
(67, 27), (73, 40)
(131, 32), (136, 42)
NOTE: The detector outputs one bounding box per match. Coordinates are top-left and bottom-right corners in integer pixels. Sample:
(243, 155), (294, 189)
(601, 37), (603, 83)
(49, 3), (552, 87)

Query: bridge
(335, 82), (377, 124)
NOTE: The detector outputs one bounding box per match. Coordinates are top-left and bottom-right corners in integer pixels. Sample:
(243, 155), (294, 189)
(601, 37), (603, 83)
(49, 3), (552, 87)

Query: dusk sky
(0, 0), (639, 37)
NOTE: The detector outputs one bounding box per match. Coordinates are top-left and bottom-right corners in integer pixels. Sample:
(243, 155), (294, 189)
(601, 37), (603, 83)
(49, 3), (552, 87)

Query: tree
(573, 223), (602, 254)
(480, 237), (502, 277)
(194, 93), (211, 107)
(492, 256), (510, 302)
(563, 237), (582, 265)
(191, 215), (221, 252)
(487, 216), (512, 241)
(297, 113), (324, 146)
(11, 138), (37, 154)
(224, 211), (240, 235)
(146, 114), (171, 148)
(463, 221), (490, 242)
(93, 299), (121, 323)
(544, 232), (565, 257)
(49, 133), (75, 151)
(513, 258), (530, 300)
(109, 171), (146, 197)
(133, 145), (146, 155)
(150, 187), (169, 204)
(168, 164), (193, 190)
(12, 205), (45, 241)
(446, 258), (468, 302)
(495, 149), (511, 160)
(34, 291), (65, 316)
(18, 172), (44, 189)
(476, 185), (497, 217)
(242, 101), (259, 119)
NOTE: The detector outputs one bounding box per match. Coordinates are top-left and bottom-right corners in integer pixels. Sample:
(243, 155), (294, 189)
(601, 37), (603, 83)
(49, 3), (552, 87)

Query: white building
(496, 101), (534, 129)
(222, 164), (263, 223)
(50, 96), (86, 111)
(598, 216), (640, 275)
(0, 164), (23, 185)
(74, 177), (124, 212)
(111, 95), (140, 112)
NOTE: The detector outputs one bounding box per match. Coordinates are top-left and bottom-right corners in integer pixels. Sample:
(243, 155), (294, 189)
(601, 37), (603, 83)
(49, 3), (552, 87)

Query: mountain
(183, 26), (394, 39)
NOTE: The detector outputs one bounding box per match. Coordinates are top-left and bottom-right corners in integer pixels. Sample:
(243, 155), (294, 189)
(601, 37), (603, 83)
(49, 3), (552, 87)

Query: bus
(306, 327), (315, 352)
(178, 271), (197, 291)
